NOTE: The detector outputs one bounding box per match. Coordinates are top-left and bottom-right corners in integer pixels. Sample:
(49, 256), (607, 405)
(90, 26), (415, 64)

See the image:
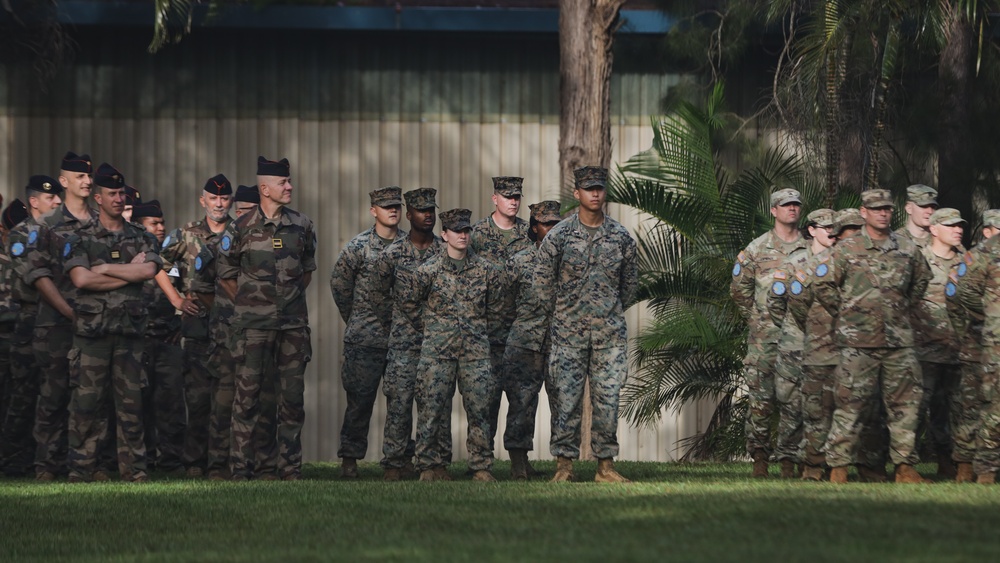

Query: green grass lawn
(3, 461), (999, 562)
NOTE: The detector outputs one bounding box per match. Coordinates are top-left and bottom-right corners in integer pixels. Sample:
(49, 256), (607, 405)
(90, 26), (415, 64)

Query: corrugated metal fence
(0, 27), (715, 463)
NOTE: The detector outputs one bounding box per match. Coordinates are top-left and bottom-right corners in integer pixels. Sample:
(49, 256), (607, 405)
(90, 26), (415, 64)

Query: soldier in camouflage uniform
(815, 189), (932, 484)
(470, 177), (534, 471)
(373, 188), (443, 481)
(955, 212), (1000, 483)
(64, 163), (162, 482)
(218, 156), (316, 481)
(330, 186), (406, 479)
(31, 153), (98, 481)
(895, 185), (938, 249)
(537, 166), (638, 483)
(134, 201), (186, 472)
(912, 208), (966, 479)
(3, 176), (64, 476)
(0, 199), (27, 462)
(787, 209), (860, 480)
(766, 208), (835, 478)
(161, 174), (234, 476)
(731, 187), (807, 477)
(409, 208), (505, 482)
(502, 200), (562, 480)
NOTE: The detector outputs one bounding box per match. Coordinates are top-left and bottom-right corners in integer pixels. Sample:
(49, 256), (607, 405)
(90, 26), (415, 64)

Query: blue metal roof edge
(44, 1), (673, 34)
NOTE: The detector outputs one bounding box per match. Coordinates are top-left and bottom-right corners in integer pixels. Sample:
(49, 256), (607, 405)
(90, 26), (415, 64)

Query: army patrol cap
(131, 200), (163, 220)
(982, 209), (1000, 229)
(204, 174), (233, 196)
(806, 208), (835, 228)
(574, 166), (608, 190)
(370, 186), (403, 208)
(770, 188), (802, 207)
(2, 198), (28, 230)
(833, 208), (865, 233)
(60, 151), (92, 174)
(440, 208), (473, 231)
(930, 207), (966, 226)
(257, 156), (290, 177)
(26, 175), (63, 196)
(492, 177), (524, 198)
(404, 187), (438, 210)
(529, 200), (562, 223)
(124, 185), (142, 206)
(93, 163), (125, 189)
(861, 189), (894, 208)
(906, 184), (938, 206)
(234, 185), (260, 204)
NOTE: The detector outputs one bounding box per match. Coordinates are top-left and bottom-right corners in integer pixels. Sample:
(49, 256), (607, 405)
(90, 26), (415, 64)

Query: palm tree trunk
(866, 21), (900, 191)
(937, 4), (975, 241)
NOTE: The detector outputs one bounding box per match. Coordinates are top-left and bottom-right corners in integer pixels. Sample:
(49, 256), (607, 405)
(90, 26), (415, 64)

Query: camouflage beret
(529, 200), (562, 223)
(440, 208), (473, 231)
(982, 209), (1000, 229)
(204, 174), (233, 196)
(257, 156), (290, 177)
(2, 198), (28, 230)
(770, 188), (802, 207)
(833, 208), (864, 232)
(404, 187), (438, 210)
(370, 186), (403, 208)
(492, 177), (523, 198)
(806, 208), (835, 228)
(60, 151), (92, 174)
(93, 163), (125, 189)
(930, 207), (966, 226)
(861, 189), (894, 208)
(905, 184), (938, 206)
(573, 166), (608, 190)
(27, 175), (63, 196)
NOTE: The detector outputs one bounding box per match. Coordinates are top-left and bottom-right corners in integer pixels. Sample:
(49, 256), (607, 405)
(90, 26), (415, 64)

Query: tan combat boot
(340, 458), (358, 479)
(472, 470), (497, 482)
(419, 469), (437, 482)
(894, 464), (930, 484)
(829, 466), (849, 484)
(977, 471), (995, 484)
(509, 449), (529, 481)
(383, 468), (402, 482)
(751, 450), (769, 478)
(800, 465), (824, 481)
(432, 466), (453, 481)
(856, 464), (887, 483)
(550, 456), (574, 482)
(594, 458), (630, 483)
(955, 462), (975, 483)
(780, 459), (796, 479)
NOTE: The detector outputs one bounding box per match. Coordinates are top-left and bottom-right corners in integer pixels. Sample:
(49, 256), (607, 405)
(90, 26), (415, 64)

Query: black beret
(27, 175), (63, 195)
(94, 163), (125, 189)
(257, 156), (290, 177)
(131, 200), (163, 220)
(2, 199), (29, 230)
(234, 185), (260, 204)
(204, 174), (233, 196)
(61, 151), (93, 174)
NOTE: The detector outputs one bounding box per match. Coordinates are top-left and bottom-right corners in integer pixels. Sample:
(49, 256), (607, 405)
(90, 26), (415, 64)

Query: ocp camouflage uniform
(372, 233), (444, 470)
(470, 210), (531, 440)
(217, 204), (316, 480)
(956, 236), (1000, 476)
(731, 230), (807, 459)
(814, 227), (931, 469)
(537, 213), (638, 460)
(2, 217), (45, 474)
(410, 250), (505, 472)
(502, 244), (553, 452)
(330, 225), (405, 461)
(31, 205), (97, 476)
(0, 241), (18, 463)
(161, 220), (225, 470)
(766, 245), (818, 464)
(64, 220), (162, 481)
(140, 260), (185, 471)
(913, 243), (964, 465)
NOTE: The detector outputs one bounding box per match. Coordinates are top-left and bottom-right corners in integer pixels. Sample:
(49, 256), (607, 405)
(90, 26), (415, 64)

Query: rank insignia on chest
(111, 250), (121, 260)
(272, 238), (283, 249)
